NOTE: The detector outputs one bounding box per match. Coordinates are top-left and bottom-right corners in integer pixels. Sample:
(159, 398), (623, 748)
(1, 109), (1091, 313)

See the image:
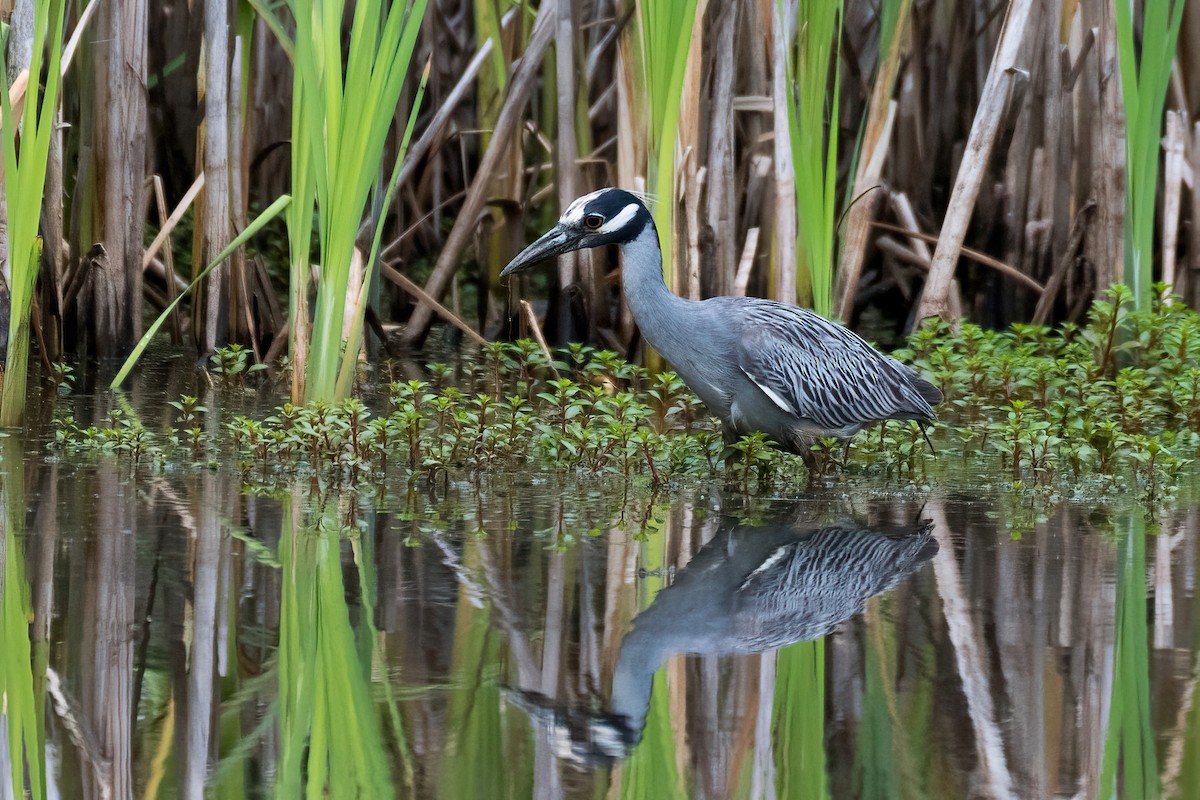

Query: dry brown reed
(5, 0), (1200, 377)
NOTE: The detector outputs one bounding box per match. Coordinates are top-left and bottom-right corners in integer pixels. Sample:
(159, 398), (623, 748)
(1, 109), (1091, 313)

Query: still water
(1, 374), (1197, 799)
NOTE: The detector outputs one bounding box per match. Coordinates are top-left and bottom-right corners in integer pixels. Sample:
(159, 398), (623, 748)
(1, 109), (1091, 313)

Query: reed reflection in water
(2, 445), (1200, 798)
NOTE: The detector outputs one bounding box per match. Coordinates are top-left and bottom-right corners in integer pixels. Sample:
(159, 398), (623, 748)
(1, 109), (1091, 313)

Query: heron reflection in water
(508, 515), (937, 765)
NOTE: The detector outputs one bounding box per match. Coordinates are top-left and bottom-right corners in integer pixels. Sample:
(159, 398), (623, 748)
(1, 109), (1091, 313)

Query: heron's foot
(798, 448), (822, 481)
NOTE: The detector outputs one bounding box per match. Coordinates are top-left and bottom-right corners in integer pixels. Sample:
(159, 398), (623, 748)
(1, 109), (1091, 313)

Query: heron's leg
(798, 446), (820, 477)
(720, 425), (742, 465)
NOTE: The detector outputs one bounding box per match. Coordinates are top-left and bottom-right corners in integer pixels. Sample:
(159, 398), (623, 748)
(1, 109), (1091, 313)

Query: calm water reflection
(2, 393), (1199, 798)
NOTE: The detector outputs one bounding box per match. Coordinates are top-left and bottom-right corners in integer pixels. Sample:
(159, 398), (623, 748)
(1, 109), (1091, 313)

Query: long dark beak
(500, 224), (584, 277)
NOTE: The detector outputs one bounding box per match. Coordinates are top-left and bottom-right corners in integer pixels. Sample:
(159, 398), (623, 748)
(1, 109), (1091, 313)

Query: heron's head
(500, 188), (652, 277)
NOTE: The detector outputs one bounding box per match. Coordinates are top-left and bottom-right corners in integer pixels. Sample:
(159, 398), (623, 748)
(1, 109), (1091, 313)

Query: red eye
(584, 214), (604, 230)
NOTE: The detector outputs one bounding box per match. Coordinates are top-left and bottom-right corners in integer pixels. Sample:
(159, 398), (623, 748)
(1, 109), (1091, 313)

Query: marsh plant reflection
(510, 516), (937, 765)
(7, 436), (1200, 799)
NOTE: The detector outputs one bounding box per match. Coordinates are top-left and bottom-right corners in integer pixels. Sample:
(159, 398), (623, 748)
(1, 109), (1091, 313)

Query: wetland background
(4, 0), (1200, 798)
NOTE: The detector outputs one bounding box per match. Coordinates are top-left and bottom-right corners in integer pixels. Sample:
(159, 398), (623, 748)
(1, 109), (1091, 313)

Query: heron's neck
(618, 223), (691, 356)
(608, 627), (672, 736)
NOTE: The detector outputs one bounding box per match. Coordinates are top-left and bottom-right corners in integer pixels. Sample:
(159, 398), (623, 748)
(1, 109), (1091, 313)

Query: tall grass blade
(111, 194), (292, 389)
(0, 0), (67, 426)
(1115, 0), (1185, 310)
(634, 0), (699, 291)
(782, 0), (843, 317)
(285, 0), (429, 404)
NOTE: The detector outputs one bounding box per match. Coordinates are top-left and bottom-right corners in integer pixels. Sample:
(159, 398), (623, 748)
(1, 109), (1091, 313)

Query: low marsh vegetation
(55, 286), (1200, 505)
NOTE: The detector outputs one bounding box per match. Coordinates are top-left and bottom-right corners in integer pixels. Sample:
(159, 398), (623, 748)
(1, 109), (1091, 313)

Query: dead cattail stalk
(703, 0), (738, 296)
(836, 0), (912, 320)
(381, 262), (488, 347)
(1031, 200), (1094, 325)
(916, 0), (1036, 323)
(399, 2), (554, 347)
(1162, 110), (1186, 294)
(872, 221), (1046, 295)
(770, 0), (797, 305)
(91, 0), (149, 357)
(518, 299), (560, 380)
(555, 0), (581, 316)
(150, 175), (182, 343)
(201, 0), (232, 353)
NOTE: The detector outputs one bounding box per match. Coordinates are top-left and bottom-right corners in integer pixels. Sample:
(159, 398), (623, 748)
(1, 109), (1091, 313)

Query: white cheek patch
(598, 203), (639, 235)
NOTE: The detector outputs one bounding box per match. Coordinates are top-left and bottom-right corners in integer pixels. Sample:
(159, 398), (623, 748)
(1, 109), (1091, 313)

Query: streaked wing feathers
(730, 299), (936, 432)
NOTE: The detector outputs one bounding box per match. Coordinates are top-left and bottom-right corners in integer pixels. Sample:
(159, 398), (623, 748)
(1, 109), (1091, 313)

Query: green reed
(783, 0), (842, 316)
(280, 0), (428, 403)
(620, 536), (685, 800)
(634, 0), (699, 291)
(0, 1), (66, 425)
(438, 547), (513, 798)
(774, 639), (828, 799)
(1115, 0), (1185, 311)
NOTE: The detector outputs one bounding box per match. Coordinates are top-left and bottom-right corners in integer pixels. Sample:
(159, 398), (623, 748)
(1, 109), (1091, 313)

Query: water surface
(1, 370), (1196, 799)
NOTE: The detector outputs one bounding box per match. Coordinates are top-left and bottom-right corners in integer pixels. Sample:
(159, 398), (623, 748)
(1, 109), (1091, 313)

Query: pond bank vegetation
(48, 283), (1200, 513)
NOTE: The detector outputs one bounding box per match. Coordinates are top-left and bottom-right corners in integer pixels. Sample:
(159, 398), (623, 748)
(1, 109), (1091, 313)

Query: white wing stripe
(742, 368), (797, 415)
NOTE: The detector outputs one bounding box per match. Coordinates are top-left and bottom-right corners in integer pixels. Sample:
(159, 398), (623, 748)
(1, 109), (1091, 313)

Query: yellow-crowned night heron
(508, 515), (938, 765)
(502, 189), (943, 458)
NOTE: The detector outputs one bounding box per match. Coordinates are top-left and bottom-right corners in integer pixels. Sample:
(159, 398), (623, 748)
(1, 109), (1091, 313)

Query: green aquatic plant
(0, 0), (66, 426)
(209, 343), (266, 384)
(49, 362), (74, 395)
(58, 289), (1200, 505)
(169, 394), (208, 451)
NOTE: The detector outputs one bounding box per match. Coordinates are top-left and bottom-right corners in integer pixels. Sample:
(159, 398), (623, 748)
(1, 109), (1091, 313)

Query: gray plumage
(502, 188), (942, 455)
(732, 521), (937, 650)
(506, 513), (938, 765)
(628, 518), (938, 655)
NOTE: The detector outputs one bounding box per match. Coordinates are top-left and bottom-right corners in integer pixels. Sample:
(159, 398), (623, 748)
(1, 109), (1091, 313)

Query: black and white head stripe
(559, 188), (653, 243)
(500, 188), (655, 276)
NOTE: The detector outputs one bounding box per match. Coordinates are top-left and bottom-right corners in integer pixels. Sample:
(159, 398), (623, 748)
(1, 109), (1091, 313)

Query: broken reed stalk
(835, 0), (911, 321)
(915, 0), (1035, 324)
(398, 3), (554, 348)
